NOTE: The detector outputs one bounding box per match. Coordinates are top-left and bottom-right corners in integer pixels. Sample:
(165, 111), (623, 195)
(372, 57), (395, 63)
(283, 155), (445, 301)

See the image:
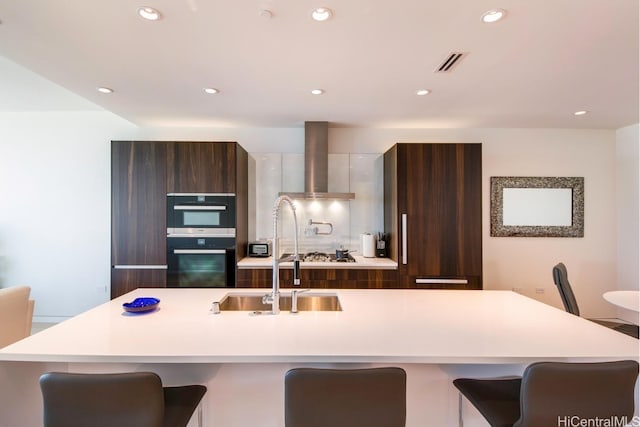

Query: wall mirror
(490, 176), (584, 237)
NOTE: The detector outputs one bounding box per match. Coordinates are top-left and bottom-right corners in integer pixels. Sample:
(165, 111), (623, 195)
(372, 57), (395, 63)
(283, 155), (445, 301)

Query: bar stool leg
(458, 392), (464, 427)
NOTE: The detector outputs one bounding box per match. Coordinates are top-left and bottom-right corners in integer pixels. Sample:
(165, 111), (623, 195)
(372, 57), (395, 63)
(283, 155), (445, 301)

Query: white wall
(0, 111), (633, 321)
(615, 124), (639, 323)
(0, 112), (136, 321)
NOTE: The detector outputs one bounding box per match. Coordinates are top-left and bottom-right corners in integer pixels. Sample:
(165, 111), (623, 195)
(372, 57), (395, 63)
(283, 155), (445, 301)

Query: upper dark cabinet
(384, 143), (482, 289)
(167, 142), (238, 193)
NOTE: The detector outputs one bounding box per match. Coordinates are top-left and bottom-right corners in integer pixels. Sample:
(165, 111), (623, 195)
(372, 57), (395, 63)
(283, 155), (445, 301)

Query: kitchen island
(1, 288), (638, 426)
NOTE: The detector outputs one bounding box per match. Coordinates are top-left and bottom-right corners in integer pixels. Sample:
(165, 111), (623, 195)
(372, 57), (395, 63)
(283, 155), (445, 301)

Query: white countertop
(1, 288), (637, 364)
(238, 255), (398, 269)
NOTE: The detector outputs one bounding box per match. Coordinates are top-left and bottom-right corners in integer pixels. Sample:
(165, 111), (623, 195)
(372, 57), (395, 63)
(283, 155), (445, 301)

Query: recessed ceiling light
(204, 88), (219, 94)
(137, 6), (162, 21)
(97, 87), (114, 94)
(574, 110), (589, 116)
(481, 8), (507, 23)
(416, 89), (431, 96)
(311, 7), (333, 22)
(311, 89), (324, 95)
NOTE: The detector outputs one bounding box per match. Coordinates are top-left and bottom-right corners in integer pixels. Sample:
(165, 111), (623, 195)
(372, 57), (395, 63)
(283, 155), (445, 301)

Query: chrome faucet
(263, 195), (300, 314)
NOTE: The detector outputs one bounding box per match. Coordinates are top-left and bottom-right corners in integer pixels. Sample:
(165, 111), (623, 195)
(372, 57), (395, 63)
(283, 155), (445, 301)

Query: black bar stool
(285, 367), (407, 427)
(39, 371), (207, 427)
(454, 360), (639, 427)
(553, 262), (638, 338)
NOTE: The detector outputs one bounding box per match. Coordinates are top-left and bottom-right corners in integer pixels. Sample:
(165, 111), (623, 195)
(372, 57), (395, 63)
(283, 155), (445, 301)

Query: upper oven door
(167, 193), (236, 237)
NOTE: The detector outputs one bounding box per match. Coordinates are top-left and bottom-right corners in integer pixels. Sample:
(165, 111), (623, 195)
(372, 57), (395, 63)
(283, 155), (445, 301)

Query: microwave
(167, 193), (236, 237)
(248, 241), (272, 257)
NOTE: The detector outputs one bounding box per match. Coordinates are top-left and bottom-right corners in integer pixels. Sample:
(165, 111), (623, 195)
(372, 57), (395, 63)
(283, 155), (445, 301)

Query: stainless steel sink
(218, 292), (342, 312)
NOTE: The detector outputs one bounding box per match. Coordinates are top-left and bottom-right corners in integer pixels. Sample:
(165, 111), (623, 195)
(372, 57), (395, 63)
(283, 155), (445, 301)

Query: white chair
(0, 285), (35, 348)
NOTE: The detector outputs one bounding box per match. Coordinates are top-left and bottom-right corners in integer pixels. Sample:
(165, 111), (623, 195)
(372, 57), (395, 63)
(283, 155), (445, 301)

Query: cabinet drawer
(111, 267), (167, 298)
(237, 268), (398, 289)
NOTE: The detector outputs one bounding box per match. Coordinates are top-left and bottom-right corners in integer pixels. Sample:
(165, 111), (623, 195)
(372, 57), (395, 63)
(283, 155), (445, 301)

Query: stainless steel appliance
(281, 252), (356, 263)
(248, 241), (272, 257)
(166, 237), (236, 287)
(167, 193), (236, 237)
(166, 193), (237, 287)
(278, 122), (355, 200)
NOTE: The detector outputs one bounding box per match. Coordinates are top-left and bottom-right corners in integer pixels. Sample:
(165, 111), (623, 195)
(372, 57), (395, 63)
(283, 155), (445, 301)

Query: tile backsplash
(250, 152), (383, 256)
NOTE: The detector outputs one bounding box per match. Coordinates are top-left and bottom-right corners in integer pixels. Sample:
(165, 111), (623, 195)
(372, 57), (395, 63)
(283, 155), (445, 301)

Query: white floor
(30, 322), (55, 335)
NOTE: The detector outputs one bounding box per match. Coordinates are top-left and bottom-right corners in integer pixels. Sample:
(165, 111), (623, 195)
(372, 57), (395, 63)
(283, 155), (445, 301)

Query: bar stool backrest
(285, 367), (407, 427)
(514, 360), (639, 427)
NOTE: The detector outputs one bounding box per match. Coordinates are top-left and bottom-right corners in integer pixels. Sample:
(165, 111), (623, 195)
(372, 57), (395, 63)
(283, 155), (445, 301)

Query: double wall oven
(166, 193), (236, 288)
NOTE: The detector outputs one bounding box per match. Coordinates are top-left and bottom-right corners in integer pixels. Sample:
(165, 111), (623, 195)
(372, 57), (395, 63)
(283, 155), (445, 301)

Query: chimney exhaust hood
(279, 121), (355, 200)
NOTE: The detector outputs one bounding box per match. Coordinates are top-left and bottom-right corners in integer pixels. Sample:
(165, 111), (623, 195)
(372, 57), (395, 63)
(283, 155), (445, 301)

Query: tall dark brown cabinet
(111, 141), (168, 298)
(111, 141), (248, 299)
(384, 143), (482, 289)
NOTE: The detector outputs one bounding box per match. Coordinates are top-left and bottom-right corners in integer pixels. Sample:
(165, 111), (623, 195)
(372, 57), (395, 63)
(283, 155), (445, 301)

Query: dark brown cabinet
(237, 268), (399, 289)
(167, 142), (238, 193)
(111, 269), (168, 295)
(111, 141), (248, 299)
(111, 141), (168, 298)
(384, 143), (482, 289)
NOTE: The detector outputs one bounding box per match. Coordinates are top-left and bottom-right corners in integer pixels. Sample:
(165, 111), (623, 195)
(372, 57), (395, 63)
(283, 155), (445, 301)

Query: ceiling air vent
(435, 52), (467, 73)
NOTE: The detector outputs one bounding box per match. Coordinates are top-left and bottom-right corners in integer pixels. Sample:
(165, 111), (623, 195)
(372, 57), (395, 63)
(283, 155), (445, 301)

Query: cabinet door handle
(415, 278), (469, 285)
(401, 213), (407, 265)
(174, 205), (227, 211)
(173, 249), (226, 254)
(113, 265), (168, 269)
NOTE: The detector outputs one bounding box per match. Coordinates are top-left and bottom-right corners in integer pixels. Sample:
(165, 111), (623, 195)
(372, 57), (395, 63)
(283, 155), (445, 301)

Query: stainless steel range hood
(279, 121), (355, 200)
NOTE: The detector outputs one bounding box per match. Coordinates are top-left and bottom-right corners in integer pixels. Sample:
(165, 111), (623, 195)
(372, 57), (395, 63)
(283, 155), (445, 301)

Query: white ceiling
(0, 0), (637, 129)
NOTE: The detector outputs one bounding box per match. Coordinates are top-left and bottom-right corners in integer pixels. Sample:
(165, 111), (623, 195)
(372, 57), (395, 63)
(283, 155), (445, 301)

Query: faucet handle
(293, 259), (301, 286)
(210, 301), (221, 314)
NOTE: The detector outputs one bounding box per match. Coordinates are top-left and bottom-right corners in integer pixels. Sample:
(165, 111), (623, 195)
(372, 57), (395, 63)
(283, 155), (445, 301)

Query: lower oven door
(167, 238), (235, 288)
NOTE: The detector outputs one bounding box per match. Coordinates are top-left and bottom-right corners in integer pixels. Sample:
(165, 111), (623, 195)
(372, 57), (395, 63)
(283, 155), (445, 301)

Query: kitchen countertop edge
(238, 255), (398, 269)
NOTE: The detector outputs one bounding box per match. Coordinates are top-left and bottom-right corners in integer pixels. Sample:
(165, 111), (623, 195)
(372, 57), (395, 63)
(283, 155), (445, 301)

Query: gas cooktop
(281, 252), (356, 263)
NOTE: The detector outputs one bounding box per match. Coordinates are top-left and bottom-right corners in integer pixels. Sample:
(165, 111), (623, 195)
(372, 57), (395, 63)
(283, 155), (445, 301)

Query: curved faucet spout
(268, 195), (300, 314)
